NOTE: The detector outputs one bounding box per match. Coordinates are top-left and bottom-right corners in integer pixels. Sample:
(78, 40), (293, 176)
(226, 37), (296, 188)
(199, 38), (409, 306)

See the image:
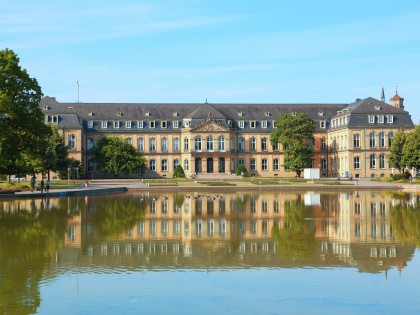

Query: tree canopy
(270, 113), (316, 176)
(0, 49), (45, 177)
(388, 125), (420, 173)
(388, 129), (407, 172)
(93, 135), (146, 176)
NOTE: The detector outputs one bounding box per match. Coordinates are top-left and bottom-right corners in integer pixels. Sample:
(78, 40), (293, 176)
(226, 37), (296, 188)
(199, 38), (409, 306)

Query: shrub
(235, 164), (248, 176)
(173, 165), (186, 178)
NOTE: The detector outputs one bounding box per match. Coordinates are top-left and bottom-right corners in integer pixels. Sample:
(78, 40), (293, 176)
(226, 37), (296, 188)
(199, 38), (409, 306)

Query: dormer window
(239, 120), (244, 128)
(150, 121), (156, 128)
(102, 121), (108, 129)
(272, 120), (277, 128)
(265, 112), (270, 117)
(250, 121), (256, 128)
(113, 121), (120, 129)
(43, 105), (49, 110)
(375, 105), (381, 111)
(387, 115), (394, 123)
(318, 111), (324, 117)
(173, 112), (178, 117)
(145, 112), (151, 117)
(161, 121), (167, 129)
(377, 115), (384, 124)
(262, 121), (268, 128)
(238, 112), (243, 116)
(117, 112), (122, 117)
(125, 121), (132, 128)
(173, 121), (179, 129)
(52, 115), (58, 124)
(88, 120), (94, 129)
(368, 115), (375, 124)
(320, 120), (326, 129)
(88, 112), (94, 116)
(137, 120), (144, 128)
(291, 112), (297, 117)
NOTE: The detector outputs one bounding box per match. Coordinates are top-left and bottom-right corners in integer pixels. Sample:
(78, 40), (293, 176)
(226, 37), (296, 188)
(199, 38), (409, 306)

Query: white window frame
(137, 120), (144, 128)
(377, 115), (384, 124)
(368, 115), (375, 124)
(239, 120), (245, 129)
(250, 121), (256, 128)
(88, 120), (94, 129)
(125, 121), (132, 129)
(320, 120), (326, 129)
(261, 120), (268, 128)
(113, 121), (119, 129)
(150, 121), (156, 128)
(161, 121), (167, 129)
(173, 121), (179, 129)
(102, 121), (108, 129)
(387, 115), (394, 124)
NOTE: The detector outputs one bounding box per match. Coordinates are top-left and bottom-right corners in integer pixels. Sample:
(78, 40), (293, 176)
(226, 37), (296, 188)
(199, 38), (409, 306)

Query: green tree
(93, 135), (146, 177)
(57, 157), (84, 180)
(0, 49), (45, 178)
(402, 125), (420, 171)
(173, 165), (186, 178)
(270, 113), (316, 177)
(388, 129), (407, 173)
(235, 164), (248, 176)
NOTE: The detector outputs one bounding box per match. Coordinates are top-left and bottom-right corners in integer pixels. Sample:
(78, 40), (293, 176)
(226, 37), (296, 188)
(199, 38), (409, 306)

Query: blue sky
(2, 0), (420, 123)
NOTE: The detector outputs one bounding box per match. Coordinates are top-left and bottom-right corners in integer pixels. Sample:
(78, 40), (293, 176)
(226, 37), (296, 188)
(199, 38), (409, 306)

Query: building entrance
(207, 157), (214, 173)
(195, 158), (202, 173)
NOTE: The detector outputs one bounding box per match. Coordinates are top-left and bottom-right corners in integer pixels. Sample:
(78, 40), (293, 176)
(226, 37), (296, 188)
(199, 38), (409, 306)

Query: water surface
(1, 190), (419, 314)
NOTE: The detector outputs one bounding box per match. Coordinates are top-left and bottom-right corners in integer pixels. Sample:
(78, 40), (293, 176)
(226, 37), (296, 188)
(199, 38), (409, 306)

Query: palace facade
(40, 92), (414, 178)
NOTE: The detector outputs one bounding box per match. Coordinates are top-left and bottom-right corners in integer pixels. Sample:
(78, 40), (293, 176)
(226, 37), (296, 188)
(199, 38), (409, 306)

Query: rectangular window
(262, 159), (268, 170)
(250, 121), (256, 128)
(250, 158), (256, 170)
(238, 158), (244, 166)
(150, 121), (155, 128)
(173, 121), (179, 128)
(88, 121), (94, 129)
(387, 115), (394, 123)
(368, 115), (375, 124)
(125, 121), (131, 128)
(52, 115), (59, 124)
(239, 120), (244, 128)
(113, 121), (119, 128)
(161, 121), (167, 128)
(320, 120), (326, 129)
(354, 156), (360, 169)
(137, 121), (144, 128)
(102, 121), (108, 129)
(377, 115), (384, 123)
(273, 158), (279, 170)
(261, 121), (268, 128)
(321, 158), (327, 170)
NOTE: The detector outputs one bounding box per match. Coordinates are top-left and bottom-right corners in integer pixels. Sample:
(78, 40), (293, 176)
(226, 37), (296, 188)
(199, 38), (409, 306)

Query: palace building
(40, 91), (414, 179)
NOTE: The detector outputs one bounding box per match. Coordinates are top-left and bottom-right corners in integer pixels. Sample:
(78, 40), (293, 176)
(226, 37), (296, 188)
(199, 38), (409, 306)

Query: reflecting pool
(1, 190), (420, 314)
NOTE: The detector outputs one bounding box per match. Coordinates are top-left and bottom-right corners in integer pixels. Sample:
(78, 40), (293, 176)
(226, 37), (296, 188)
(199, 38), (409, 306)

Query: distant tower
(381, 87), (385, 102)
(389, 86), (404, 109)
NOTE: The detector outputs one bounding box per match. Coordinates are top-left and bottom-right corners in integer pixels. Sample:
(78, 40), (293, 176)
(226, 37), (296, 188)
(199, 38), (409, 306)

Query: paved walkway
(1, 178), (418, 199)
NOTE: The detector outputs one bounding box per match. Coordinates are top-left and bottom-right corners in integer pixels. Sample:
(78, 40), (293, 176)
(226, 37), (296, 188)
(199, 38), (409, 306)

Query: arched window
(218, 136), (225, 151)
(369, 132), (376, 148)
(87, 137), (94, 150)
(149, 138), (156, 152)
(378, 132), (385, 148)
(238, 137), (245, 151)
(150, 159), (156, 171)
(206, 136), (213, 151)
(161, 137), (168, 152)
(353, 133), (360, 148)
(68, 134), (75, 149)
(161, 159), (168, 171)
(173, 138), (179, 152)
(370, 154), (376, 169)
(388, 132), (394, 147)
(195, 136), (202, 151)
(137, 138), (144, 151)
(261, 137), (267, 151)
(250, 137), (256, 151)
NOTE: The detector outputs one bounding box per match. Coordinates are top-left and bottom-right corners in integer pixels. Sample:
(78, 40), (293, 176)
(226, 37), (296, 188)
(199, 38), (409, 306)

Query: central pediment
(191, 119), (230, 132)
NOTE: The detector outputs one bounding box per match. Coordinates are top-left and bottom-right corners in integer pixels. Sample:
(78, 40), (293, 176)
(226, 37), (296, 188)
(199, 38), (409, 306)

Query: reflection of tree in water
(390, 193), (420, 247)
(272, 196), (317, 260)
(0, 202), (70, 315)
(92, 196), (146, 239)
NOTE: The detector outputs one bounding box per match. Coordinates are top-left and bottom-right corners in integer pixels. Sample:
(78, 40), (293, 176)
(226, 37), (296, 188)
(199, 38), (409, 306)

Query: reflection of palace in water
(53, 190), (418, 273)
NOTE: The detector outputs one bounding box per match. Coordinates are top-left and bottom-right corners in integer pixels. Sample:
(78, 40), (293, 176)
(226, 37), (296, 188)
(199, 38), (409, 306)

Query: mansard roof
(342, 97), (408, 114)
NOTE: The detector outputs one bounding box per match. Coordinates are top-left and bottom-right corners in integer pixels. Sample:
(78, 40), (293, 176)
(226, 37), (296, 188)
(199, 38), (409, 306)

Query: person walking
(30, 176), (35, 192)
(40, 179), (45, 193)
(46, 179), (50, 193)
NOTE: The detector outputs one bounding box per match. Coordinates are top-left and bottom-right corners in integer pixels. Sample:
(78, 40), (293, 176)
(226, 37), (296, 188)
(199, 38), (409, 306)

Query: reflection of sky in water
(2, 190), (420, 314)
